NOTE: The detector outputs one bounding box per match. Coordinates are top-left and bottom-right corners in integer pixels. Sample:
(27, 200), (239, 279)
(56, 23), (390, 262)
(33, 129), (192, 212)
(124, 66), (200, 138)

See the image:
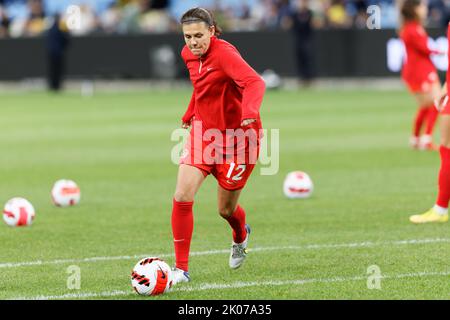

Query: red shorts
(403, 71), (439, 94)
(179, 122), (261, 191)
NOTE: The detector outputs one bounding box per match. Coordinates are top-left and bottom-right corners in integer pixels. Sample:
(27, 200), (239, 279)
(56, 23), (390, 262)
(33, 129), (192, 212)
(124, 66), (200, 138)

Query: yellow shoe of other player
(409, 208), (449, 224)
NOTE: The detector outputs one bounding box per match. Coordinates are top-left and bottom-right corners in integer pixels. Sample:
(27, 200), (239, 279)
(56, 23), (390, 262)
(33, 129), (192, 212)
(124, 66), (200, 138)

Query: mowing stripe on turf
(0, 237), (449, 269)
(11, 270), (450, 300)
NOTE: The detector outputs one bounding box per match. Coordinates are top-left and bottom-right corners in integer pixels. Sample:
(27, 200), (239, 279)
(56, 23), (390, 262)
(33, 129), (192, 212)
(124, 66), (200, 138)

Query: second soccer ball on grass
(283, 171), (314, 199)
(3, 197), (35, 227)
(51, 179), (81, 207)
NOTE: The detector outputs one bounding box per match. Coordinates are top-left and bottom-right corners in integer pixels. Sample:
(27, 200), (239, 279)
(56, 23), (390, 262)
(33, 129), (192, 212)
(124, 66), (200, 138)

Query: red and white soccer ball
(283, 171), (314, 199)
(3, 197), (35, 227)
(51, 179), (81, 207)
(131, 257), (173, 296)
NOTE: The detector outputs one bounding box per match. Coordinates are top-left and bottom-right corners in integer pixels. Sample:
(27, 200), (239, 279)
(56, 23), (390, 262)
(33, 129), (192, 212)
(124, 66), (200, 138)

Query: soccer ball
(283, 171), (314, 199)
(131, 257), (173, 296)
(3, 197), (35, 227)
(51, 179), (81, 207)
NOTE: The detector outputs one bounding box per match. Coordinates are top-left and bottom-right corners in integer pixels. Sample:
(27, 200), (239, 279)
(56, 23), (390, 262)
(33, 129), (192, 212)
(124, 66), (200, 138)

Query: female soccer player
(409, 22), (449, 224)
(399, 0), (443, 150)
(170, 8), (266, 285)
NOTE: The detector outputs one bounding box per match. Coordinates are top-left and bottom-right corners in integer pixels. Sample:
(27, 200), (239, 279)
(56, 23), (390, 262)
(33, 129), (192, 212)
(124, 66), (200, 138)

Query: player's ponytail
(180, 7), (222, 36)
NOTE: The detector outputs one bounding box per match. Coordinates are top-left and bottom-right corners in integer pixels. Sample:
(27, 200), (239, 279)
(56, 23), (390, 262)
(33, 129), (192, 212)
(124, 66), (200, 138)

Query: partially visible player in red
(409, 22), (449, 224)
(399, 0), (444, 150)
(170, 7), (265, 285)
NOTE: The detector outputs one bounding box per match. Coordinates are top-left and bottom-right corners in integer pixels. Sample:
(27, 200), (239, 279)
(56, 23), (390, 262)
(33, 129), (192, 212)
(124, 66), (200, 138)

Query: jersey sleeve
(404, 26), (440, 56)
(182, 90), (195, 123)
(218, 46), (266, 121)
(181, 46), (195, 123)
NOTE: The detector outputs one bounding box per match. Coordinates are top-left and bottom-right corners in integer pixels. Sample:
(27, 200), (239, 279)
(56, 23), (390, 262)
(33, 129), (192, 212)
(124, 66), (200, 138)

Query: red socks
(436, 146), (450, 208)
(413, 106), (429, 137)
(171, 199), (194, 272)
(223, 205), (247, 244)
(413, 105), (438, 137)
(171, 200), (248, 271)
(424, 104), (439, 135)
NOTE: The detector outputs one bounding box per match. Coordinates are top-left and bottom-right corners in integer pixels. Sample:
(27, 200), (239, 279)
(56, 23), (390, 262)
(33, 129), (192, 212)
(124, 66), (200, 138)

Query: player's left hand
(241, 118), (256, 127)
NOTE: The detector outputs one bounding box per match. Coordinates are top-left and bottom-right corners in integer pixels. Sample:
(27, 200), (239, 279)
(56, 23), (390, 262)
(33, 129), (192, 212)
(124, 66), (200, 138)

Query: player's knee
(427, 98), (436, 107)
(218, 207), (234, 219)
(441, 140), (450, 149)
(173, 190), (194, 202)
(418, 95), (433, 107)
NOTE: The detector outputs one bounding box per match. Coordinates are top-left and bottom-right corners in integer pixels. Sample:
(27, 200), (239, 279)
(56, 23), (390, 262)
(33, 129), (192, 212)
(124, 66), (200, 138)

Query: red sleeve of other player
(218, 46), (266, 122)
(448, 23), (450, 96)
(404, 24), (440, 56)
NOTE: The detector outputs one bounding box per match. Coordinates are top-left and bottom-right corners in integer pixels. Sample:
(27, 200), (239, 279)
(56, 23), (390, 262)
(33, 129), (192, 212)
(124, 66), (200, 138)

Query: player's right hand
(181, 121), (190, 129)
(181, 116), (194, 129)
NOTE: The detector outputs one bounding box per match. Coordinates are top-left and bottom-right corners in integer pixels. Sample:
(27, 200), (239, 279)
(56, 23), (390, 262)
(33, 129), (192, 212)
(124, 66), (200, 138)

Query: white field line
(1, 237), (449, 269)
(11, 270), (450, 300)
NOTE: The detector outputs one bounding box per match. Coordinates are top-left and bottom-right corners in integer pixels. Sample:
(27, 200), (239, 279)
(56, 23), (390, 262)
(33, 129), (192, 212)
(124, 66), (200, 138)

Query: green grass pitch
(0, 88), (449, 300)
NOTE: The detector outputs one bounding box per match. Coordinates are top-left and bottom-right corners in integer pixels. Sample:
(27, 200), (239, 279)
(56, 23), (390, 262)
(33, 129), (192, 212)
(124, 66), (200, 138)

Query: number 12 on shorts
(226, 163), (246, 181)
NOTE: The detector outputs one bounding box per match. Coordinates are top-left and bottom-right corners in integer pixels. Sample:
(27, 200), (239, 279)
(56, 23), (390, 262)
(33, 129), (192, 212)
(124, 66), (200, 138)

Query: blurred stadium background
(0, 0), (448, 90)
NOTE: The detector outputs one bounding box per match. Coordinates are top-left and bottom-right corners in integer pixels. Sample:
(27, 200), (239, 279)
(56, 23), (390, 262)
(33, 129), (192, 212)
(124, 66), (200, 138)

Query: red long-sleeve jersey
(400, 21), (439, 82)
(448, 23), (450, 95)
(440, 23), (450, 114)
(181, 36), (266, 131)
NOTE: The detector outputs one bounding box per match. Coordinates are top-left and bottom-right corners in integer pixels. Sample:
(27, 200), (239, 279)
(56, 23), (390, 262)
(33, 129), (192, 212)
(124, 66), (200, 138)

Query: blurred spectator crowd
(0, 0), (449, 38)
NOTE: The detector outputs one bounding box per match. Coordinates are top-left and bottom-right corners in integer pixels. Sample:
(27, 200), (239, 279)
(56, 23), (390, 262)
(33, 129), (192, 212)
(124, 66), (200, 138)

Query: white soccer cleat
(229, 224), (251, 269)
(409, 136), (419, 149)
(171, 267), (191, 286)
(418, 134), (438, 151)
